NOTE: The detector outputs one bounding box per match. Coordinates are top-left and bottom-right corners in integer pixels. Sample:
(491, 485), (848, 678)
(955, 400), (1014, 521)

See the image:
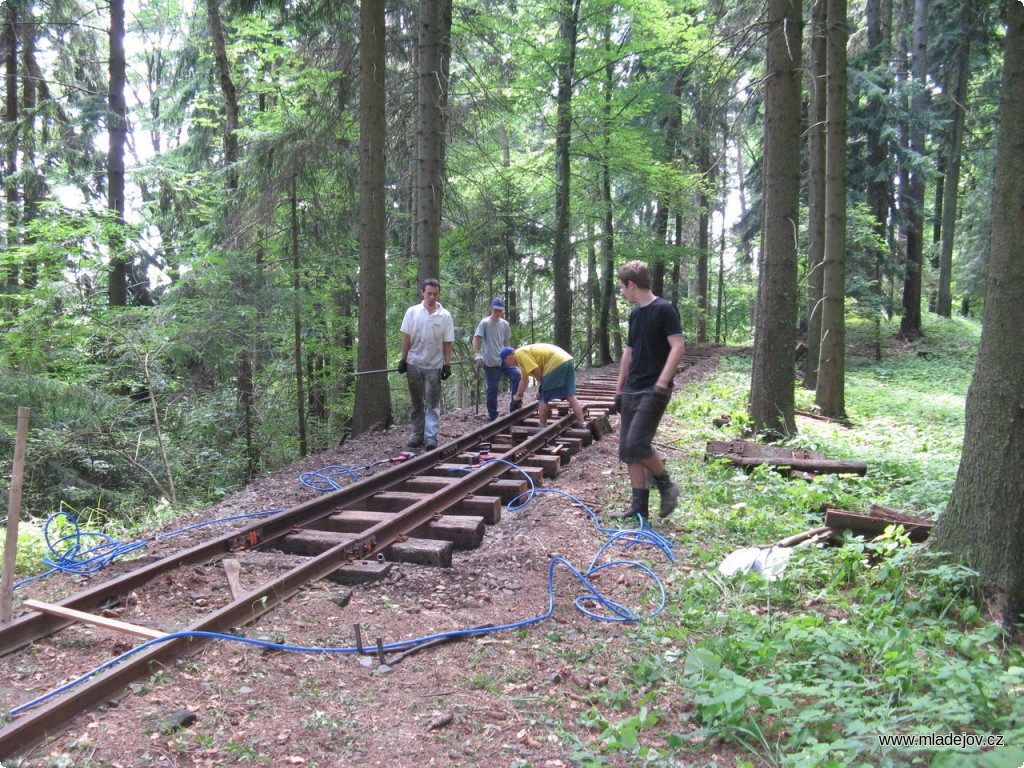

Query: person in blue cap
(472, 297), (522, 419)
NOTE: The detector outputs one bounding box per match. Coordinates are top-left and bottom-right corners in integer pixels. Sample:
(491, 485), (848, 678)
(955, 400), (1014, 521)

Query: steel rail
(0, 409), (591, 757)
(0, 404), (545, 657)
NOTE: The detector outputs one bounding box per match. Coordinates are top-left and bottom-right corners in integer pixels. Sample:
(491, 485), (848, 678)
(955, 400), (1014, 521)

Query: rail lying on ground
(0, 350), (714, 758)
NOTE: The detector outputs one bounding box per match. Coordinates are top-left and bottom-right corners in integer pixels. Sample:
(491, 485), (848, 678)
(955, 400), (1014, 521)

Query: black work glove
(397, 360), (408, 374)
(509, 397), (522, 411)
(651, 385), (671, 410)
(614, 393), (623, 413)
(440, 364), (452, 380)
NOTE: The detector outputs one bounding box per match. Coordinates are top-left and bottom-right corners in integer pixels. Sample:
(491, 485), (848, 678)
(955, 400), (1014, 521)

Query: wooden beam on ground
(309, 510), (486, 548)
(822, 506), (933, 541)
(21, 599), (167, 640)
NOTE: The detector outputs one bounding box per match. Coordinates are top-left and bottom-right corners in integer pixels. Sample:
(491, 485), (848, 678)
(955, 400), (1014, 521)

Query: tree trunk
(865, 0), (892, 359)
(353, 0), (393, 436)
(897, 0), (927, 339)
(552, 0), (579, 354)
(936, 35), (970, 318)
(208, 0), (256, 476)
(597, 58), (614, 366)
(804, 0), (827, 389)
(696, 140), (712, 344)
(107, 0), (128, 307)
(415, 0), (451, 283)
(749, 0), (802, 438)
(930, 0), (1024, 626)
(815, 0), (848, 420)
(291, 177), (308, 457)
(3, 3), (17, 289)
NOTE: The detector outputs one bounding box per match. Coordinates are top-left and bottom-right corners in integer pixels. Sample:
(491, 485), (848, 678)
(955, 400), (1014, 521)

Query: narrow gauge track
(0, 352), (713, 758)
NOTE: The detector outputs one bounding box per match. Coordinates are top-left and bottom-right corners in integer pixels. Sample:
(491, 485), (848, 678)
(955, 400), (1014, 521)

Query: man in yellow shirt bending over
(500, 343), (587, 428)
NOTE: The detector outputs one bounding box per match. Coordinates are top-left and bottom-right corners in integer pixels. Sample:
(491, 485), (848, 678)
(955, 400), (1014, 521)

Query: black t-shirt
(625, 297), (683, 391)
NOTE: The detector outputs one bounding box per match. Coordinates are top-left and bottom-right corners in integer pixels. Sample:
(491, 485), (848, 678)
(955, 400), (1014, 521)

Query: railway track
(0, 351), (715, 759)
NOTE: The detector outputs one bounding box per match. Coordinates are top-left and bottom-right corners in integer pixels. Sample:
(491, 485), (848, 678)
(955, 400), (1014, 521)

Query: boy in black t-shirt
(611, 261), (686, 520)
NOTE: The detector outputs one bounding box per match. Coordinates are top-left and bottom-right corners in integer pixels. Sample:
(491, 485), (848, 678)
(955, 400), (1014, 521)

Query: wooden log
(796, 410), (853, 427)
(22, 599), (167, 640)
(724, 455), (867, 475)
(309, 510), (486, 548)
(774, 526), (841, 548)
(706, 439), (825, 460)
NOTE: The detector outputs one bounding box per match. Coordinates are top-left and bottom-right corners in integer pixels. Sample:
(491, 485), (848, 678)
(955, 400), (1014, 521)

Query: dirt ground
(2, 353), (741, 768)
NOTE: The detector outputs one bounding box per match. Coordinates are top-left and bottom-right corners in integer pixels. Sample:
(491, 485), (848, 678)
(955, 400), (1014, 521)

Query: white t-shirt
(401, 302), (455, 369)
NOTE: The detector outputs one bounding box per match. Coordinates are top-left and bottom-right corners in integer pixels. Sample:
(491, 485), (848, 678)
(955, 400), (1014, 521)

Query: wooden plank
(427, 461), (544, 485)
(326, 560), (393, 585)
(396, 476), (528, 503)
(706, 440), (824, 460)
(277, 531), (453, 568)
(21, 599), (167, 640)
(723, 455), (867, 475)
(1, 407), (30, 623)
(383, 538), (453, 567)
(309, 510), (486, 548)
(796, 410), (852, 426)
(520, 453), (562, 479)
(823, 507), (933, 541)
(357, 491), (502, 524)
(223, 558), (243, 600)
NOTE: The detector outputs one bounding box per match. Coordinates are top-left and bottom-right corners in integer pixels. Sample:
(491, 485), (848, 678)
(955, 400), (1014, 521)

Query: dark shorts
(538, 361), (576, 402)
(618, 389), (669, 464)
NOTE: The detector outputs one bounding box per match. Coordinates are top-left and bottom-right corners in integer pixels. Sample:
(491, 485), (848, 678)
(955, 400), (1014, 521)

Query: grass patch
(582, 315), (1024, 767)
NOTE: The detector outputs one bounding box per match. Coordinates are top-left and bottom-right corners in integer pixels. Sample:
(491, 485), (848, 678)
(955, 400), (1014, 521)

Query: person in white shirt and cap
(472, 297), (521, 420)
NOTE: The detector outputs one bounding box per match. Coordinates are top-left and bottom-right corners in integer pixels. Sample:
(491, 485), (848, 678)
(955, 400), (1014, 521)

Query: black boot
(655, 472), (679, 518)
(610, 488), (649, 519)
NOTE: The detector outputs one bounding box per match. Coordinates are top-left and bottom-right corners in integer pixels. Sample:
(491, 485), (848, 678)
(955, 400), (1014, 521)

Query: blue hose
(10, 457), (676, 718)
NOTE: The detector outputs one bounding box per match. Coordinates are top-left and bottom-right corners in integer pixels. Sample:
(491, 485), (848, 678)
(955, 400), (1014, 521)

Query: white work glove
(474, 352), (485, 368)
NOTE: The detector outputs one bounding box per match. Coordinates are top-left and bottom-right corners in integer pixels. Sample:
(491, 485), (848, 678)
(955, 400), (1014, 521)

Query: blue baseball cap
(491, 297), (506, 310)
(499, 346), (516, 361)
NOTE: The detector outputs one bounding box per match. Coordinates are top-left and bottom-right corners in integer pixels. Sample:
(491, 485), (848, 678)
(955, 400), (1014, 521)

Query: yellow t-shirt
(513, 343), (572, 380)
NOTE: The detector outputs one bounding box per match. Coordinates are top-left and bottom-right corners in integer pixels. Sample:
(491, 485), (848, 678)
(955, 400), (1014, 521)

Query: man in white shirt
(472, 297), (521, 420)
(397, 278), (454, 451)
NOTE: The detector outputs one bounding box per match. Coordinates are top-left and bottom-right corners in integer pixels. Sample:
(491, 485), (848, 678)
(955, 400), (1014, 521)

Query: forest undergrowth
(584, 315), (1024, 768)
